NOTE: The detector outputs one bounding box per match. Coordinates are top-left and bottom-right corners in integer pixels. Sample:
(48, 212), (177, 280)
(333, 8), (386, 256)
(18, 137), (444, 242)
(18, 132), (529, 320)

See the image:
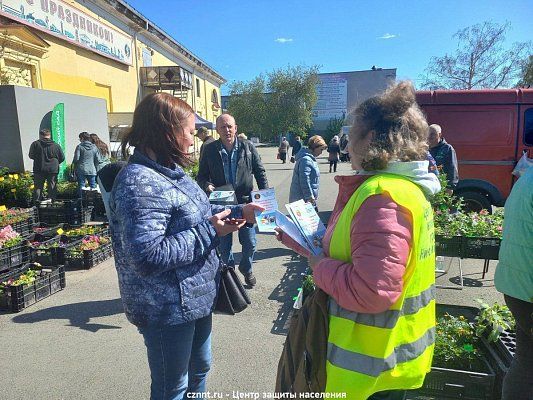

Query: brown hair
(79, 131), (90, 141)
(307, 135), (327, 150)
(122, 93), (194, 167)
(90, 133), (110, 157)
(350, 81), (429, 170)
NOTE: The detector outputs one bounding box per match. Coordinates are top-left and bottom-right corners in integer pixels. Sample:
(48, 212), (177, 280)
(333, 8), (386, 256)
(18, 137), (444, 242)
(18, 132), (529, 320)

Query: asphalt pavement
(0, 146), (503, 399)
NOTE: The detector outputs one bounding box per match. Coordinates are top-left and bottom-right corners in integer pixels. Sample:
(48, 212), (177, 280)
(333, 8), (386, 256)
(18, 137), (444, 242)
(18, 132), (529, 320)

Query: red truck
(417, 89), (533, 211)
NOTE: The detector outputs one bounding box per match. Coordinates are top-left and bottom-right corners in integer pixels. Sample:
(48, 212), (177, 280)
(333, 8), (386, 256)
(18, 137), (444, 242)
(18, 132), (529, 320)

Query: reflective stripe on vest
(329, 285), (435, 329)
(325, 174), (436, 399)
(328, 326), (435, 377)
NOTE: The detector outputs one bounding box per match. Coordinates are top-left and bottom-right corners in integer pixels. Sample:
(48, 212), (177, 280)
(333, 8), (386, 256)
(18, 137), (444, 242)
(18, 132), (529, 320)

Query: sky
(125, 0), (532, 94)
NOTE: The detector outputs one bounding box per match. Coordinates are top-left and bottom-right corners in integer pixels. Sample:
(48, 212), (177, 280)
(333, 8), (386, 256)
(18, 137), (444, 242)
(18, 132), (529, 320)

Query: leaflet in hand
(209, 191), (236, 205)
(274, 210), (312, 253)
(251, 188), (279, 233)
(285, 200), (326, 256)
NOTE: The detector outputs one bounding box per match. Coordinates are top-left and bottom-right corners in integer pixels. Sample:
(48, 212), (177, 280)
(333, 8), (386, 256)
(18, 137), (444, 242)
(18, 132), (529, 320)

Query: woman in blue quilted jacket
(109, 93), (263, 400)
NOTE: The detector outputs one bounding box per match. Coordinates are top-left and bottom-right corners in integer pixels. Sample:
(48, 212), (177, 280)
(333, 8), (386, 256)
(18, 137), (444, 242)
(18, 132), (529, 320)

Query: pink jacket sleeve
(313, 194), (412, 314)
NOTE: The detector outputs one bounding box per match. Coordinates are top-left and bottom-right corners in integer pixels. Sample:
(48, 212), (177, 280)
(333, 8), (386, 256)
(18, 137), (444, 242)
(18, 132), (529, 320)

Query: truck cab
(417, 89), (533, 211)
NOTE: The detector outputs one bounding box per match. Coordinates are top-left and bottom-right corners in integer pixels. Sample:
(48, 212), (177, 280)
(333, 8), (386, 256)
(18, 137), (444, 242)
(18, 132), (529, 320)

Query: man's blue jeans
(138, 315), (212, 400)
(218, 224), (256, 275)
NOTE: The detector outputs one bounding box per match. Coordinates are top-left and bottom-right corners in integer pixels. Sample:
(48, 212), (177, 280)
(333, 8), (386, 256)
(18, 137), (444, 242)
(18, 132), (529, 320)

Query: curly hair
(349, 81), (429, 171)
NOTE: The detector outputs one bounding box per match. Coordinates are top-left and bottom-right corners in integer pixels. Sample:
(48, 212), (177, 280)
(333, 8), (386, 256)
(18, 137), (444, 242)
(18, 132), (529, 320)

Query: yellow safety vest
(325, 174), (436, 399)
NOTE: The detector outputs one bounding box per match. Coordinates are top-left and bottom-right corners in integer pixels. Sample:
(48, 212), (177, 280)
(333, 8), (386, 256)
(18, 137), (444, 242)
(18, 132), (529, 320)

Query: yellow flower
(30, 184), (34, 189)
(11, 188), (16, 193)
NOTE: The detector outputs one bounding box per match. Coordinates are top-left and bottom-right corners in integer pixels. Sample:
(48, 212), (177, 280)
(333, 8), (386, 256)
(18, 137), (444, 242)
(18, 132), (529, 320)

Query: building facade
(0, 0), (223, 149)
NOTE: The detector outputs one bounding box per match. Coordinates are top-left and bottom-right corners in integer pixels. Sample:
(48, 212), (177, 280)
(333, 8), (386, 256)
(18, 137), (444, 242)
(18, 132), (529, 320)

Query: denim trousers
(77, 174), (97, 196)
(138, 315), (212, 400)
(218, 224), (256, 275)
(502, 295), (533, 400)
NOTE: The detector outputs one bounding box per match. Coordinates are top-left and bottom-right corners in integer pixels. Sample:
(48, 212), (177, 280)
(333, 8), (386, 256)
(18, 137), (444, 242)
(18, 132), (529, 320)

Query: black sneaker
(243, 272), (256, 287)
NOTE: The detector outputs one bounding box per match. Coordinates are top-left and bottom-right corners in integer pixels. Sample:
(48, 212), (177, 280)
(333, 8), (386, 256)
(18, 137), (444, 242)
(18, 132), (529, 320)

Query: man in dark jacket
(29, 129), (65, 202)
(195, 126), (215, 162)
(429, 124), (459, 190)
(197, 114), (268, 286)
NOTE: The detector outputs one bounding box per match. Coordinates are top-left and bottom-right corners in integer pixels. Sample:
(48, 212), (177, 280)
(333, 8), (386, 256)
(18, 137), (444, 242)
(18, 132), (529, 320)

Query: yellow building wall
(39, 33), (137, 113)
(2, 1), (222, 119)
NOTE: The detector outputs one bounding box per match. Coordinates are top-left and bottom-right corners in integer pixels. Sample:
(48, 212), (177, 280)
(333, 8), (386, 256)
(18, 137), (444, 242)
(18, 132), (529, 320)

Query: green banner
(51, 103), (67, 181)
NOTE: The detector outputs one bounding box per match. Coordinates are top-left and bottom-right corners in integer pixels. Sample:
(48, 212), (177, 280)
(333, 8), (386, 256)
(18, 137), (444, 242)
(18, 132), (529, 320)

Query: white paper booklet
(251, 188), (279, 233)
(274, 210), (312, 253)
(209, 191), (236, 205)
(285, 200), (326, 256)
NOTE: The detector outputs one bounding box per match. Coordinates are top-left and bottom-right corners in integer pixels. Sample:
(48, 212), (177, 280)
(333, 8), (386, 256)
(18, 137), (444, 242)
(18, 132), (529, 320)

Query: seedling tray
(435, 235), (463, 257)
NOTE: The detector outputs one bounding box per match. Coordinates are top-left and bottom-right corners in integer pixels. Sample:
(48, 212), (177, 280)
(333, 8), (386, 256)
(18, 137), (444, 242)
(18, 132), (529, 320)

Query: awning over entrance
(195, 113), (215, 129)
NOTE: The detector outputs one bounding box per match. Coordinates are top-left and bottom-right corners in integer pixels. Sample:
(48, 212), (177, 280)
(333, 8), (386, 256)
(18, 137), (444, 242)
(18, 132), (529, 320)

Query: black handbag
(214, 256), (251, 315)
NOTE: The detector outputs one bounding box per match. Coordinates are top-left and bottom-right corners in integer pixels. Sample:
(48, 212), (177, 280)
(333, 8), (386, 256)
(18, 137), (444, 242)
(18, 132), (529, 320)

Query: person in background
(277, 81), (440, 399)
(195, 126), (215, 162)
(90, 133), (111, 172)
(29, 128), (65, 203)
(109, 93), (263, 400)
(291, 136), (302, 163)
(494, 165), (533, 400)
(73, 132), (99, 196)
(428, 124), (458, 189)
(197, 113), (269, 287)
(237, 132), (248, 141)
(97, 161), (126, 218)
(327, 135), (341, 173)
(289, 135), (327, 209)
(339, 133), (350, 162)
(278, 136), (290, 163)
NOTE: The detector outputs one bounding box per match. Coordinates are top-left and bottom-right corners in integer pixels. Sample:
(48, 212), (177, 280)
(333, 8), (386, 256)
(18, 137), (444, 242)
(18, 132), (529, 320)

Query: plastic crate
(31, 223), (65, 241)
(0, 241), (30, 271)
(0, 207), (38, 236)
(435, 235), (463, 257)
(60, 223), (109, 243)
(494, 329), (515, 367)
(414, 357), (495, 400)
(38, 206), (93, 226)
(66, 241), (113, 269)
(0, 264), (66, 312)
(462, 237), (501, 260)
(28, 237), (79, 267)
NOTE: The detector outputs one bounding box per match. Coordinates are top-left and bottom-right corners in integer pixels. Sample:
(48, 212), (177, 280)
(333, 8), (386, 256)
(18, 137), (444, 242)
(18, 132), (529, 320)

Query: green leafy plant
(0, 208), (33, 228)
(184, 160), (199, 180)
(434, 314), (484, 371)
(302, 274), (315, 296)
(64, 225), (106, 237)
(56, 181), (78, 198)
(474, 299), (515, 342)
(0, 170), (34, 207)
(434, 208), (503, 238)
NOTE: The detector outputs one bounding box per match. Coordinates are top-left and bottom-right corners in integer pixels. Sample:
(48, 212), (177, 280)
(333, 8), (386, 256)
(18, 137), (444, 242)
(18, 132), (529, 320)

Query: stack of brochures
(251, 189), (326, 256)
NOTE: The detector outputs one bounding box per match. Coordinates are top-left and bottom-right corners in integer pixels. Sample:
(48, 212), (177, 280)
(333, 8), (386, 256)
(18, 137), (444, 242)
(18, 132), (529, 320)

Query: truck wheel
(458, 191), (492, 213)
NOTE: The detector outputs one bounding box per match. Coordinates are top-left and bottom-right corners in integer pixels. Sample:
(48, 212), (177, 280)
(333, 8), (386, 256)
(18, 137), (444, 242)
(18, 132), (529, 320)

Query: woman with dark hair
(89, 133), (110, 171)
(277, 81), (440, 399)
(72, 131), (99, 195)
(109, 92), (263, 400)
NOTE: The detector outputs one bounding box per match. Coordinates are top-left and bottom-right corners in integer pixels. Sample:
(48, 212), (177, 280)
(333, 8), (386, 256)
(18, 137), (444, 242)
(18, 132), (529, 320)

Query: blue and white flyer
(274, 210), (312, 253)
(285, 200), (326, 255)
(251, 188), (279, 233)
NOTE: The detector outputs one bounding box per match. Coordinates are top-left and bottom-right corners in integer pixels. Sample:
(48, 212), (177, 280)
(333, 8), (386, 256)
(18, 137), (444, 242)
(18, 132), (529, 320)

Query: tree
(227, 65), (319, 142)
(517, 55), (533, 87)
(324, 114), (345, 143)
(421, 21), (531, 90)
(266, 65), (319, 140)
(227, 76), (269, 140)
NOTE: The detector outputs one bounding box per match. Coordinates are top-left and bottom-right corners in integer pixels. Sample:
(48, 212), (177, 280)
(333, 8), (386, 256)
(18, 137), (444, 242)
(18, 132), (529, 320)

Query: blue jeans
(218, 224), (256, 275)
(77, 174), (96, 196)
(138, 315), (212, 400)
